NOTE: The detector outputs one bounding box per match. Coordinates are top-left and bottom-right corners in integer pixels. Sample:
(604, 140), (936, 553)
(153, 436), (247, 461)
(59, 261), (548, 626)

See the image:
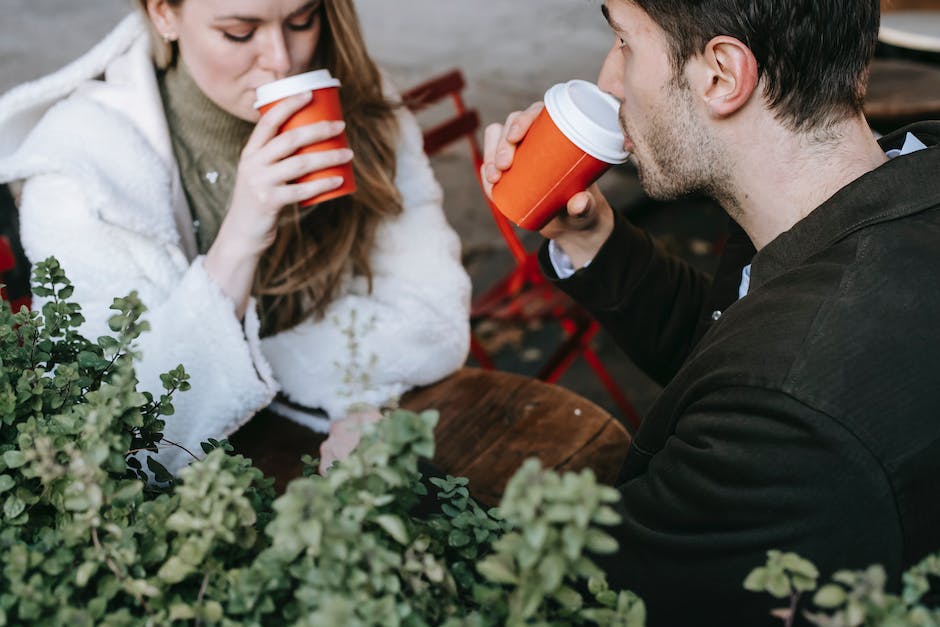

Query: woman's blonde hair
(138, 0), (403, 336)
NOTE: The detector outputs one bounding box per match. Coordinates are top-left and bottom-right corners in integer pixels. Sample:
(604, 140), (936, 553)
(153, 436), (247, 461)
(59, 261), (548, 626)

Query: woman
(0, 0), (470, 472)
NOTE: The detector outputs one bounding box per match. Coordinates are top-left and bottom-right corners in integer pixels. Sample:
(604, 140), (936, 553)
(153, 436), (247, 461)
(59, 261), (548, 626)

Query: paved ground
(1, 1), (726, 426)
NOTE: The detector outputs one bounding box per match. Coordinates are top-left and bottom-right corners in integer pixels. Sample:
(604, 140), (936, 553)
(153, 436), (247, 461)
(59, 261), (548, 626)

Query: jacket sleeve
(540, 211), (712, 386)
(603, 385), (901, 627)
(18, 173), (279, 474)
(260, 103), (471, 422)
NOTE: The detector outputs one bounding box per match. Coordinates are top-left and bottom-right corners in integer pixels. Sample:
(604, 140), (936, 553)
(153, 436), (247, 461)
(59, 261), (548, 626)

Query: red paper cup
(254, 70), (356, 207)
(492, 80), (629, 230)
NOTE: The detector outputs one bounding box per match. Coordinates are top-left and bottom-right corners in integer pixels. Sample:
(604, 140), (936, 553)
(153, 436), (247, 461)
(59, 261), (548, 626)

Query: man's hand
(539, 183), (616, 269)
(482, 103), (615, 270)
(318, 407), (383, 475)
(481, 101), (545, 198)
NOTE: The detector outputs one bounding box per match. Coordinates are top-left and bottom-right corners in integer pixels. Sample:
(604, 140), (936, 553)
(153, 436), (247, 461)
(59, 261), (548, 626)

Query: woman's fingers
(258, 120), (347, 163)
(266, 147), (353, 186)
(275, 176), (345, 206)
(243, 92), (312, 153)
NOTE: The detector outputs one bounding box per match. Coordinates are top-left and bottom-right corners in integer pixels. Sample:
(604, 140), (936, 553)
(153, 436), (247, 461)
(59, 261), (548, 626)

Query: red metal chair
(1, 184), (31, 312)
(402, 69), (641, 429)
(0, 235), (29, 312)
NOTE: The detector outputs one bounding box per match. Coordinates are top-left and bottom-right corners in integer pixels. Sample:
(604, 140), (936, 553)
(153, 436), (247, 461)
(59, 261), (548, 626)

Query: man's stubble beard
(625, 76), (740, 219)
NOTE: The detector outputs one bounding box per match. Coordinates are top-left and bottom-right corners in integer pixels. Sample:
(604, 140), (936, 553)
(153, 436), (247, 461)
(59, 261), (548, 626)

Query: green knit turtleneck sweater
(158, 61), (255, 254)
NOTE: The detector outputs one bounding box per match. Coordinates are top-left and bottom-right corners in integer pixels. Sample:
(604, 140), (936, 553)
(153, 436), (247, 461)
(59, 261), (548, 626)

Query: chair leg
(537, 318), (642, 430)
(581, 342), (642, 430)
(469, 333), (495, 369)
(536, 317), (593, 383)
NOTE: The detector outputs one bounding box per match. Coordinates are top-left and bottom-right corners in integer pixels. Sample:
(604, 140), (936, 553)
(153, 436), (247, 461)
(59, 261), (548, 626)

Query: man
(483, 1), (940, 625)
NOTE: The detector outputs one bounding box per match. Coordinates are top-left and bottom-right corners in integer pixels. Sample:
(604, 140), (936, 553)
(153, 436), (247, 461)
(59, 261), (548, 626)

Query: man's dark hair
(630, 0), (880, 131)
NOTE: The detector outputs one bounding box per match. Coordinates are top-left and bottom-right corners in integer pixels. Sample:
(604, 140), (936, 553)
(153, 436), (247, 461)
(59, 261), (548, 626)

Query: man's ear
(693, 36), (759, 118)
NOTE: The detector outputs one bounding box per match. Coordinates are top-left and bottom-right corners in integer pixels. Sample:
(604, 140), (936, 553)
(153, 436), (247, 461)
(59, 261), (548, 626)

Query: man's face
(598, 0), (720, 201)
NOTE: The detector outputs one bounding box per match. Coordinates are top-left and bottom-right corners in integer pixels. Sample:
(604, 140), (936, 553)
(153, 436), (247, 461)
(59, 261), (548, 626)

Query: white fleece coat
(0, 14), (471, 473)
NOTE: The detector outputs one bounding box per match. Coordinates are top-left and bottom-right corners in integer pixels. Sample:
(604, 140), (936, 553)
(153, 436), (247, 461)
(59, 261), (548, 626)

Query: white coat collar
(0, 12), (197, 258)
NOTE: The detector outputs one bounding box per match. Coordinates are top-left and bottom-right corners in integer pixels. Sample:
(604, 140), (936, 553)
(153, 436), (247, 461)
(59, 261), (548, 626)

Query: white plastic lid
(543, 80), (629, 164)
(253, 69), (341, 109)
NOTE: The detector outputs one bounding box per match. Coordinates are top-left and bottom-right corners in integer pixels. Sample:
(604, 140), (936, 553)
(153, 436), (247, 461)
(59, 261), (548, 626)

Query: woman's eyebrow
(287, 1), (321, 18)
(216, 1), (319, 23)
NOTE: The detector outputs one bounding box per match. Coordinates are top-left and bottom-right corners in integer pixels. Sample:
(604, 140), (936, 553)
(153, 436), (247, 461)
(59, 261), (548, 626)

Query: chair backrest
(401, 69), (528, 265)
(0, 236), (13, 274)
(0, 235), (28, 312)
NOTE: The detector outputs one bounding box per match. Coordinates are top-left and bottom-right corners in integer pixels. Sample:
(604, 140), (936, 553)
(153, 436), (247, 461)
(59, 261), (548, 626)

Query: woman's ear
(694, 35), (759, 118)
(145, 0), (180, 40)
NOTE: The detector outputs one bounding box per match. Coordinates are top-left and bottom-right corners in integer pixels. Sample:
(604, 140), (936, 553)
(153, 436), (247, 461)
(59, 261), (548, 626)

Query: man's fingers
(567, 190), (595, 217)
(481, 102), (546, 199)
(482, 122), (506, 192)
(509, 101), (545, 142)
(483, 123), (504, 170)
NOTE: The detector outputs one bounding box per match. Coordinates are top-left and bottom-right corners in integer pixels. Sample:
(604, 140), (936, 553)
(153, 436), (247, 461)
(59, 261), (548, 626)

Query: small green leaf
(477, 555), (518, 585)
(2, 451), (25, 469)
(375, 514), (409, 545)
(147, 457), (174, 483)
(814, 584), (848, 608)
(3, 495), (26, 519)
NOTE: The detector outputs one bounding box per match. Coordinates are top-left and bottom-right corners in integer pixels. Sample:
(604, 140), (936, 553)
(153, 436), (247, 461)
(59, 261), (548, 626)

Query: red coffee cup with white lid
(254, 69), (356, 207)
(492, 80), (629, 230)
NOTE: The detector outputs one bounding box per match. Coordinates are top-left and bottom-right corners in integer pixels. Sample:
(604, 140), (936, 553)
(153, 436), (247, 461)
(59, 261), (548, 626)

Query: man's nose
(597, 45), (624, 99)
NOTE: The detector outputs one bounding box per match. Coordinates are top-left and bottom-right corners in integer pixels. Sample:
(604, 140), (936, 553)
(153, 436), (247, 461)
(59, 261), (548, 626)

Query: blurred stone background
(1, 0), (727, 427)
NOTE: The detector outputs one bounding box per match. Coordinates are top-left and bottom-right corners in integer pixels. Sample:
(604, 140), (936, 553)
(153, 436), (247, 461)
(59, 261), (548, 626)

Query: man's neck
(724, 114), (888, 250)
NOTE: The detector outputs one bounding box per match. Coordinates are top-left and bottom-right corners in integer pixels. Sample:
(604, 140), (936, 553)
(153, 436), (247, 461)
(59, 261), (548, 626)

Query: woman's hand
(204, 93), (354, 317)
(318, 407), (384, 475)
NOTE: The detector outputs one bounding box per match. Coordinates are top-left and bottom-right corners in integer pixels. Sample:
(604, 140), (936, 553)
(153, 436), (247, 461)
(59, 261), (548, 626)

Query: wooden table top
(880, 11), (940, 53)
(865, 57), (940, 128)
(229, 367), (632, 505)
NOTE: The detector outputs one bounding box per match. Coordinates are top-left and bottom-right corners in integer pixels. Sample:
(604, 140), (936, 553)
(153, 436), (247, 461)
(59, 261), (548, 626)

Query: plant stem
(786, 591), (800, 627)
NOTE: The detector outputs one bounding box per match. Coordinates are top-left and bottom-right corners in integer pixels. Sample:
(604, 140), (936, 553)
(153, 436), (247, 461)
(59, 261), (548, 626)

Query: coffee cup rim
(544, 80), (629, 164)
(254, 69), (341, 109)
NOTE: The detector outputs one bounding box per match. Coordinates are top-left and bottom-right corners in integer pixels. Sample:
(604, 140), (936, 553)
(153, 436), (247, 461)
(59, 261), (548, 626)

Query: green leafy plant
(746, 550), (940, 627)
(0, 259), (642, 626)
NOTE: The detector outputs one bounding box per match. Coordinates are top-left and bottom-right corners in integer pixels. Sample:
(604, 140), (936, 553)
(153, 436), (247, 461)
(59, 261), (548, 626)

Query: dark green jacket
(541, 122), (940, 626)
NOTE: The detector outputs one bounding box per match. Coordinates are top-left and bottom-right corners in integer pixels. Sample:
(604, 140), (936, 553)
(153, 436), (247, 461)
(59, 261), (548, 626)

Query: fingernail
(508, 124), (520, 138)
(331, 176), (344, 187)
(333, 120), (346, 133)
(341, 148), (354, 160)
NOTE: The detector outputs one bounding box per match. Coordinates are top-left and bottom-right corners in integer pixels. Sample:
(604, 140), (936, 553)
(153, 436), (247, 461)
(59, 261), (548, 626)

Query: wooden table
(879, 11), (940, 53)
(865, 58), (940, 130)
(229, 367), (631, 505)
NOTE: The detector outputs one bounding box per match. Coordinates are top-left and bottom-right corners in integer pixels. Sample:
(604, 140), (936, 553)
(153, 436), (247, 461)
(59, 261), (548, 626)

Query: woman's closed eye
(223, 28), (256, 43)
(221, 2), (322, 43)
(287, 7), (321, 32)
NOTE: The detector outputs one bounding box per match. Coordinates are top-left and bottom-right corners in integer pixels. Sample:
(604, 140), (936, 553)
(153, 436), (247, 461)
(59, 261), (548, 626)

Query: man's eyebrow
(600, 3), (624, 32)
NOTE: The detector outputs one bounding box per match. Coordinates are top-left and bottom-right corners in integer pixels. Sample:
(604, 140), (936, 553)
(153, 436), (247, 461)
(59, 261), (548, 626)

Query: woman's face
(149, 0), (323, 121)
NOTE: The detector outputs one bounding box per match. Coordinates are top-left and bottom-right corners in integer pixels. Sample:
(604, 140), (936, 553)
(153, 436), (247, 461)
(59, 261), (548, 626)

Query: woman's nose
(259, 29), (292, 77)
